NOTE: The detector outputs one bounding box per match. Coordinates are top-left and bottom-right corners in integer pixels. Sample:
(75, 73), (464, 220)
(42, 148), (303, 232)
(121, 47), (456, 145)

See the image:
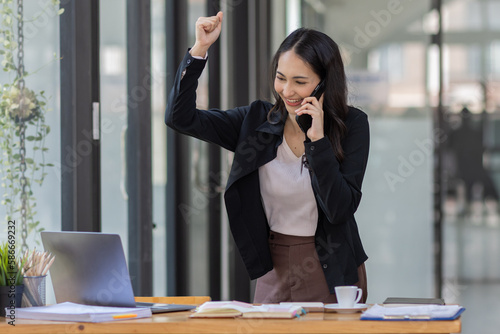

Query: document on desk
(10, 302), (152, 323)
(360, 304), (465, 321)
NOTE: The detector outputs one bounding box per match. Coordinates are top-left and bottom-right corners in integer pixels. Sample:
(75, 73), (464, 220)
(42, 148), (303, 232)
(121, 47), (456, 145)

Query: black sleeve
(165, 50), (248, 152)
(305, 110), (370, 223)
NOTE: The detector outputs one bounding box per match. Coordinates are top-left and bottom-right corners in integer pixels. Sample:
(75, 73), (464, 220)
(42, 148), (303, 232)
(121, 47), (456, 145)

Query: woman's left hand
(295, 95), (324, 142)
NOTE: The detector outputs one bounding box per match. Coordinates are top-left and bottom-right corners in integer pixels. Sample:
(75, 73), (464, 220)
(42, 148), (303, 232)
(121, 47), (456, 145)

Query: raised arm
(166, 11), (251, 152)
(190, 11), (224, 57)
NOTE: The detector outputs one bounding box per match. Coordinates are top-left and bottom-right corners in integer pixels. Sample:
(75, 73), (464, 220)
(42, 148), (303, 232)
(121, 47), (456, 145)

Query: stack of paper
(361, 304), (465, 321)
(10, 302), (152, 323)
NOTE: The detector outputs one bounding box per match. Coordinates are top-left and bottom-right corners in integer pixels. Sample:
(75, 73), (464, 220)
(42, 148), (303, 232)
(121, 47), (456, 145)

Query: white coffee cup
(334, 286), (363, 308)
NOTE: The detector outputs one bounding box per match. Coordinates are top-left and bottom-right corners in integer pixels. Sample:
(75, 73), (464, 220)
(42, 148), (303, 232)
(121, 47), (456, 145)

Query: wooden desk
(1, 297), (461, 334)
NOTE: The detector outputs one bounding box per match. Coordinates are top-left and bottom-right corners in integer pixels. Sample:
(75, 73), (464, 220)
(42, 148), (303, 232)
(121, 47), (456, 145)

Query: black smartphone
(296, 80), (325, 133)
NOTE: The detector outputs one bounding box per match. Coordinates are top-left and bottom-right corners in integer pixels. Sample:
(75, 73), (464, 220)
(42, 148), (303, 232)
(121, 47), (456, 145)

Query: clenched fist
(190, 11), (224, 58)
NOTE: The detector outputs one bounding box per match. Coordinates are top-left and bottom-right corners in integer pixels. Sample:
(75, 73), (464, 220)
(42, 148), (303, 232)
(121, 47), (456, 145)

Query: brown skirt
(253, 231), (367, 304)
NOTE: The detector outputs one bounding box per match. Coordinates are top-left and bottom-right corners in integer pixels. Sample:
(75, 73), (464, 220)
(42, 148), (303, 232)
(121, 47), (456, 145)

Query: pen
(112, 313), (138, 320)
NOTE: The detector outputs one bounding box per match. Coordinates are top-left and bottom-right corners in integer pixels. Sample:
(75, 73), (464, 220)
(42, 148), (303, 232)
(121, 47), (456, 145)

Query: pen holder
(22, 275), (47, 307)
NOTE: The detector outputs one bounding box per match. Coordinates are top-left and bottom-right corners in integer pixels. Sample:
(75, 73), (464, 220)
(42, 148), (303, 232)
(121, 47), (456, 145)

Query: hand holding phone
(295, 80), (325, 134)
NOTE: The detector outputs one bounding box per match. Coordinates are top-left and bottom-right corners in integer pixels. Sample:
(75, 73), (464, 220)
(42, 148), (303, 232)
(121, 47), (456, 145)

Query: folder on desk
(360, 304), (465, 321)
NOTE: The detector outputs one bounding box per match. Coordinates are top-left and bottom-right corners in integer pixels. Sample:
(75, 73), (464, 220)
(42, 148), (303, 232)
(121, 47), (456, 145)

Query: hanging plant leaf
(0, 0), (62, 254)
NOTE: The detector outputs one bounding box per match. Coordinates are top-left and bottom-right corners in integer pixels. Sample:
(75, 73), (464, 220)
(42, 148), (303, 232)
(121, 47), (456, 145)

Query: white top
(258, 136), (318, 236)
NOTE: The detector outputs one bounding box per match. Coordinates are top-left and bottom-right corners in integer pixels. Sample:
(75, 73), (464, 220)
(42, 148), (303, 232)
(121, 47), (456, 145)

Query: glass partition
(441, 1), (500, 333)
(184, 0), (210, 296)
(99, 0), (128, 258)
(151, 0), (168, 297)
(100, 0), (169, 296)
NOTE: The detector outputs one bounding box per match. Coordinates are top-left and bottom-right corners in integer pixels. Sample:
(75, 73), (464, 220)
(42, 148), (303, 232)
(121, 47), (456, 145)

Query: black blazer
(165, 51), (370, 293)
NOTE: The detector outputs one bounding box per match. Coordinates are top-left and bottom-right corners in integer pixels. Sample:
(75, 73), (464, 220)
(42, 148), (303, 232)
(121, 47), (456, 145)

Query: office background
(1, 0), (500, 333)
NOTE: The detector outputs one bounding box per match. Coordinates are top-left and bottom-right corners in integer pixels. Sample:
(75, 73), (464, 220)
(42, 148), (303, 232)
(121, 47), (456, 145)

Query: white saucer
(324, 303), (368, 314)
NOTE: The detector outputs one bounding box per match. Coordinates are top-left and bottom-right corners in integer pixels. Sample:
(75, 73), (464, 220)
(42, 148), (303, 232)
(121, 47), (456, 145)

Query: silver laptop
(40, 231), (195, 314)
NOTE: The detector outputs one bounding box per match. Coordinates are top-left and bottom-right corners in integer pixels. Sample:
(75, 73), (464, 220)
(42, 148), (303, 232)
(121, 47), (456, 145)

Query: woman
(166, 11), (369, 304)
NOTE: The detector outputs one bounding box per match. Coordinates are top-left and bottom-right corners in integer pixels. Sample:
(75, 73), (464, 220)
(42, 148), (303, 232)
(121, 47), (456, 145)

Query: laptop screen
(41, 231), (137, 307)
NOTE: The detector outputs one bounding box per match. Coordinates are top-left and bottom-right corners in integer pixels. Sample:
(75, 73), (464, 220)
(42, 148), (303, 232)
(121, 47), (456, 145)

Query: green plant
(0, 0), (63, 251)
(0, 242), (24, 286)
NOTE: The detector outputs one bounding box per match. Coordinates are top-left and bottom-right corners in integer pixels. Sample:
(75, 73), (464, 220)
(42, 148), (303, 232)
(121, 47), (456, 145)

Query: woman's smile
(284, 98), (303, 106)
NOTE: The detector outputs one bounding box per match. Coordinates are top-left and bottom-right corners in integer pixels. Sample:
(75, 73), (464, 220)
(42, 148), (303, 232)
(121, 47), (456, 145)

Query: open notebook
(190, 301), (306, 318)
(41, 231), (195, 314)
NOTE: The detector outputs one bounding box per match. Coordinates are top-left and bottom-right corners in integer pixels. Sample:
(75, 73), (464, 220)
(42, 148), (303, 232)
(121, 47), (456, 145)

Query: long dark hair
(269, 28), (348, 162)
